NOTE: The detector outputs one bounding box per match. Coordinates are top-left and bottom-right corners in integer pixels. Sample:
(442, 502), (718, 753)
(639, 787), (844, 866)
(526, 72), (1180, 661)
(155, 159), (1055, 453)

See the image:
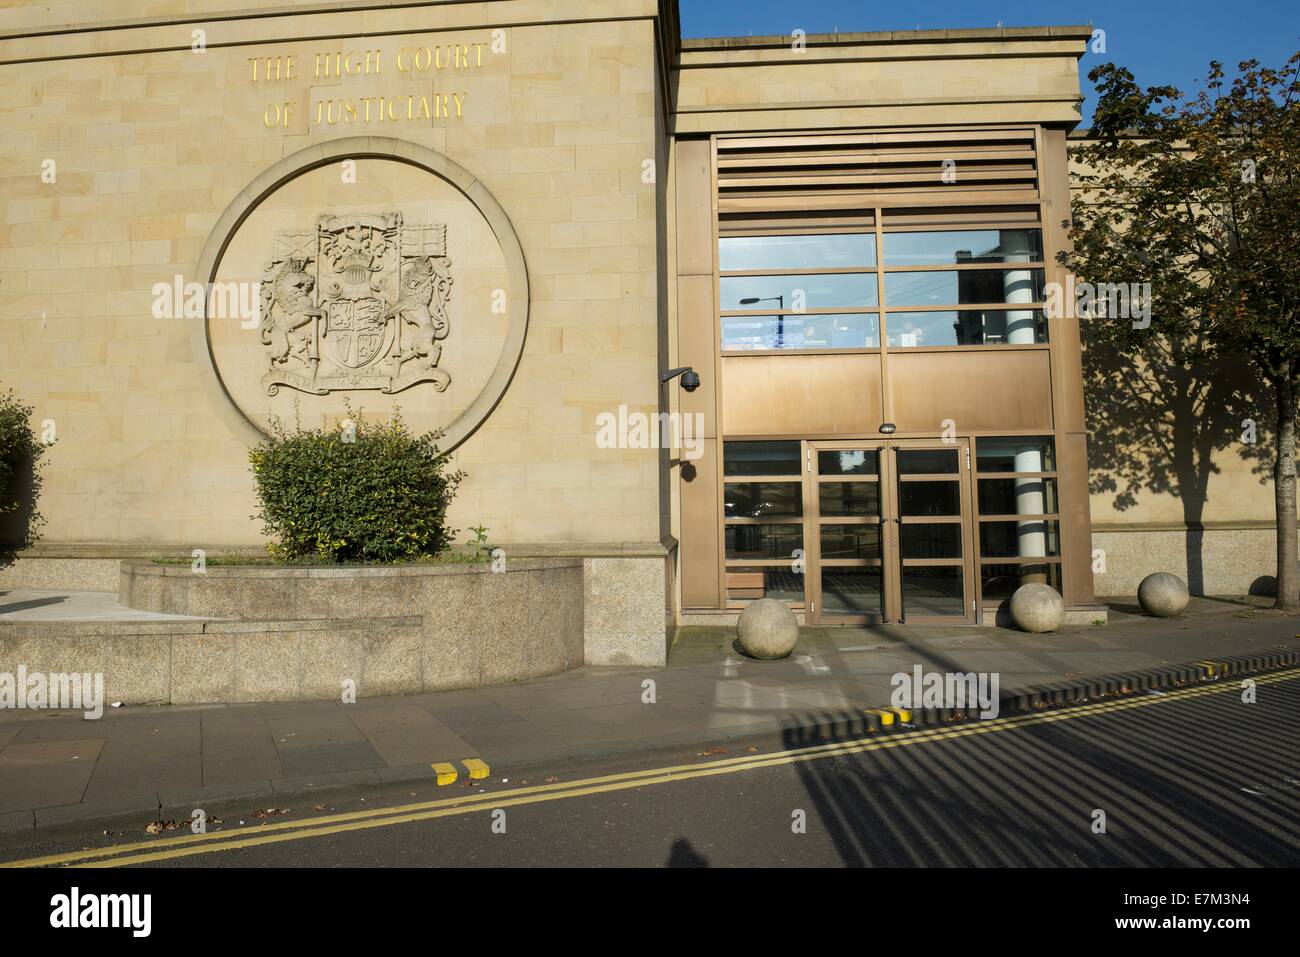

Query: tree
(1064, 53), (1300, 610)
(0, 388), (49, 567)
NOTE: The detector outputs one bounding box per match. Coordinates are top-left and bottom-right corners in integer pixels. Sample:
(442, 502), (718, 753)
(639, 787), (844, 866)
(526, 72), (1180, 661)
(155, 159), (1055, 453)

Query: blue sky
(679, 1), (1300, 124)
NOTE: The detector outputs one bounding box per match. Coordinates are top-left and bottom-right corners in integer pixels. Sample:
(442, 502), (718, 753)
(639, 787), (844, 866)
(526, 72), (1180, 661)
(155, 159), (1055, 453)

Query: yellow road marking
(5, 666), (1295, 869)
(462, 758), (490, 780)
(431, 762), (458, 786)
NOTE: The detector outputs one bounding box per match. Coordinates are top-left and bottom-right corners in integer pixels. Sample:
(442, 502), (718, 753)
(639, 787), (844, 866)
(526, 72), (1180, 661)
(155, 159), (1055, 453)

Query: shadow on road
(779, 672), (1300, 866)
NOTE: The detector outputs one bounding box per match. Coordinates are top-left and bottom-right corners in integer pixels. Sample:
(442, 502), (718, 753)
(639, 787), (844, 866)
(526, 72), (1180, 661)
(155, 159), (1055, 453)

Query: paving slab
(0, 595), (1298, 828)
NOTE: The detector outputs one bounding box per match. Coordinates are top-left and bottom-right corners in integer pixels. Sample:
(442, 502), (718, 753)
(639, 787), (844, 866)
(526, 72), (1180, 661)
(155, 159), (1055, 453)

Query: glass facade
(719, 227), (1047, 352)
(708, 190), (1070, 618)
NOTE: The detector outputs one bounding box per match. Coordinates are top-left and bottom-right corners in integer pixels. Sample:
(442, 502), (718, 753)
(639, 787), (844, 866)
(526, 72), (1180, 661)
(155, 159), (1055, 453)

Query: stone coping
(681, 25), (1096, 50)
(0, 616), (419, 637)
(11, 540), (674, 559)
(121, 557), (579, 579)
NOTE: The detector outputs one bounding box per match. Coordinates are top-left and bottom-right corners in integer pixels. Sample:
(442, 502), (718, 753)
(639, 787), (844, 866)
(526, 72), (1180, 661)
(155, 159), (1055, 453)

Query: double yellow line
(6, 667), (1295, 868)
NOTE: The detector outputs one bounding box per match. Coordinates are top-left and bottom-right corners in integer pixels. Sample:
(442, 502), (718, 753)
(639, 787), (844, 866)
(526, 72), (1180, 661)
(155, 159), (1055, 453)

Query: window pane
(976, 437), (1056, 473)
(979, 520), (1061, 558)
(818, 449), (878, 476)
(900, 524), (962, 559)
(883, 269), (1043, 307)
(896, 449), (959, 474)
(978, 477), (1059, 516)
(724, 441), (801, 477)
(720, 274), (878, 311)
(885, 309), (1047, 347)
(981, 563), (1062, 600)
(899, 480), (961, 516)
(725, 524), (803, 560)
(726, 565), (804, 604)
(724, 482), (801, 519)
(820, 523), (882, 560)
(819, 482), (879, 516)
(820, 566), (883, 616)
(720, 233), (876, 271)
(883, 229), (1042, 266)
(901, 566), (965, 616)
(722, 313), (879, 350)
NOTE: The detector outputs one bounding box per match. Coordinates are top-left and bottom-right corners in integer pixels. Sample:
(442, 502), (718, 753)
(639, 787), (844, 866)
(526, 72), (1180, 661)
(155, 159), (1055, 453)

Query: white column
(1003, 230), (1037, 345)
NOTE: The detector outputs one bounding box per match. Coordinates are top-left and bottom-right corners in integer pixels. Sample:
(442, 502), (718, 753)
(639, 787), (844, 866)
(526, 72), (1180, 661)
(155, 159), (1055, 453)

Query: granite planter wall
(119, 558), (585, 698)
(0, 616), (424, 705)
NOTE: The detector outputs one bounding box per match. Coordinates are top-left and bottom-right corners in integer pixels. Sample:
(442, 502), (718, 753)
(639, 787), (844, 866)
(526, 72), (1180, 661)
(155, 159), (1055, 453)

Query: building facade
(0, 1), (1285, 668)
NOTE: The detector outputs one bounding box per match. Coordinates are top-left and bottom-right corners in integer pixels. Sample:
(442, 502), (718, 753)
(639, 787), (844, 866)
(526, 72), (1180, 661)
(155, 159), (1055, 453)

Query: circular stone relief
(194, 138), (528, 451)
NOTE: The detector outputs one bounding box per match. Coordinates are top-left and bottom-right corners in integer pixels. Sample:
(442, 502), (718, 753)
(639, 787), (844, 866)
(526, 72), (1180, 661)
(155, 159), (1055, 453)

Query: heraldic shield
(259, 211), (453, 396)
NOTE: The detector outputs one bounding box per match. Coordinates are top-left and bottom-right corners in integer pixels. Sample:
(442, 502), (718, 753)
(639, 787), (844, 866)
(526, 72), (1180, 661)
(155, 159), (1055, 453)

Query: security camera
(660, 366), (701, 391)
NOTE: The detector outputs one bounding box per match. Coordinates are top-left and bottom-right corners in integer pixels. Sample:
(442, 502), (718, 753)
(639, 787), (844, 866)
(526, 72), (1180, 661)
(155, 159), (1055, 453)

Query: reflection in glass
(900, 524), (962, 559)
(899, 481), (961, 516)
(820, 567), (884, 616)
(820, 524), (882, 560)
(722, 313), (879, 350)
(976, 437), (1056, 472)
(883, 269), (1044, 306)
(726, 565), (804, 604)
(819, 482), (879, 516)
(974, 438), (1056, 567)
(981, 562), (1062, 599)
(818, 450), (878, 476)
(901, 566), (965, 616)
(883, 229), (1042, 266)
(720, 274), (878, 311)
(725, 524), (803, 560)
(979, 520), (1061, 558)
(724, 482), (802, 519)
(896, 449), (959, 474)
(979, 478), (1058, 515)
(885, 310), (1047, 347)
(723, 441), (801, 477)
(720, 233), (876, 271)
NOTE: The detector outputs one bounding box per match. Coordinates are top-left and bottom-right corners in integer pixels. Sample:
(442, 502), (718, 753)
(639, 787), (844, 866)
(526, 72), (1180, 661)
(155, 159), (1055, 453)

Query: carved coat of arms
(259, 212), (452, 396)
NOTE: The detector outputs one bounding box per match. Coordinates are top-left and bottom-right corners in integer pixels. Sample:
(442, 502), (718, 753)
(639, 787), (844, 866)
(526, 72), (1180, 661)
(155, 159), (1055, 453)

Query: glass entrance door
(808, 439), (975, 624)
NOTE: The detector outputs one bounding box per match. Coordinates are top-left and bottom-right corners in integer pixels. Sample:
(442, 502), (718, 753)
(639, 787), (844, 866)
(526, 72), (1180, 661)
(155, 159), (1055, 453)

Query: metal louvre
(716, 127), (1040, 219)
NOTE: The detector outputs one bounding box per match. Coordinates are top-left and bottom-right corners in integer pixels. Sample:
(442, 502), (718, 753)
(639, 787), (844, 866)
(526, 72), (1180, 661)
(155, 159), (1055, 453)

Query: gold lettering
(416, 95), (431, 120)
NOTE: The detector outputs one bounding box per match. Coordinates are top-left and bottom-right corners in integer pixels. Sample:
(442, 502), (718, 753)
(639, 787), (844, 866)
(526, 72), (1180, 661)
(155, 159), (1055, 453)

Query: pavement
(0, 589), (210, 621)
(0, 593), (1298, 842)
(6, 666), (1299, 868)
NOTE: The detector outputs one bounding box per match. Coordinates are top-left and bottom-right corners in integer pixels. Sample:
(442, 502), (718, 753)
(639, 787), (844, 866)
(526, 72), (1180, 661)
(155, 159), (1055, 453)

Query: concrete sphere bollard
(737, 598), (798, 659)
(1138, 572), (1189, 618)
(1009, 583), (1065, 633)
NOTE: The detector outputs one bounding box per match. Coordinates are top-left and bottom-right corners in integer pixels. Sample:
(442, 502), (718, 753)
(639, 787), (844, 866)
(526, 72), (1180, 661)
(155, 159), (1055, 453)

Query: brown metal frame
(797, 437), (977, 625)
(692, 125), (1096, 618)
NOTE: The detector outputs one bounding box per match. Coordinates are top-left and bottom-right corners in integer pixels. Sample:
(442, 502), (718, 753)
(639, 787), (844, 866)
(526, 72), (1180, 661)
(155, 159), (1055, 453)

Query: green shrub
(249, 411), (463, 564)
(0, 389), (48, 562)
